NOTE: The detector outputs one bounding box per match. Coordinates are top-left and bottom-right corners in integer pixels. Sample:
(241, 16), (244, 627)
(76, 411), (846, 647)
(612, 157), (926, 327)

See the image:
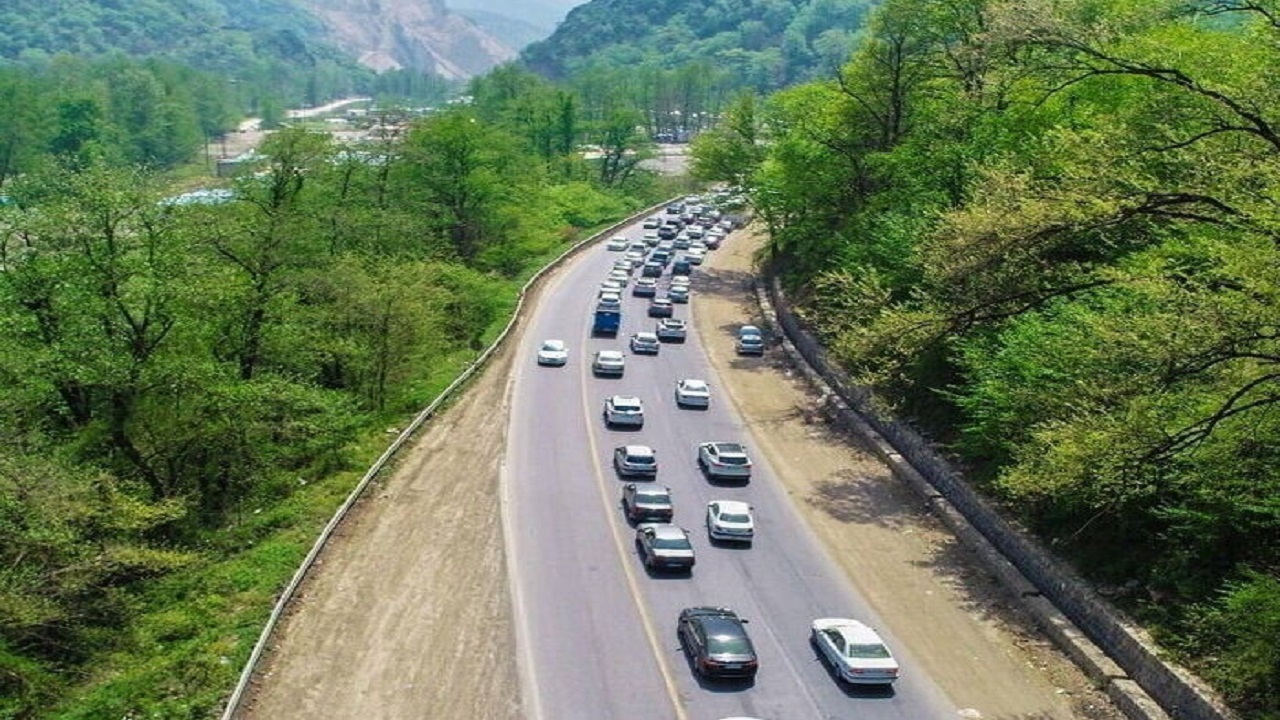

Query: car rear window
(848, 643), (892, 659)
(652, 536), (691, 550)
(628, 454), (655, 465)
(706, 633), (753, 656)
(719, 511), (750, 522)
(720, 456), (749, 465)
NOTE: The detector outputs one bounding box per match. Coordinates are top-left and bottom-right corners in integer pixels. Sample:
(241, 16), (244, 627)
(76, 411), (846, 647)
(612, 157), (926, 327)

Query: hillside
(520, 0), (875, 89)
(0, 0), (516, 81)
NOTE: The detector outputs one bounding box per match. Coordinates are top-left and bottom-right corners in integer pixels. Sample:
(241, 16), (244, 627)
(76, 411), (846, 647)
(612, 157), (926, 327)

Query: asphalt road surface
(505, 216), (958, 720)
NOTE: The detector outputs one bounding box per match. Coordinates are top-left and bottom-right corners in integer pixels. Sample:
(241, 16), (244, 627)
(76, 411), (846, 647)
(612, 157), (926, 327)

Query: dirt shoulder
(693, 229), (1120, 720)
(240, 340), (524, 718)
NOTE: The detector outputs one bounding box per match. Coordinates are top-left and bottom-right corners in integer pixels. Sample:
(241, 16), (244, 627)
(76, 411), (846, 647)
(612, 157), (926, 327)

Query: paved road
(505, 216), (958, 720)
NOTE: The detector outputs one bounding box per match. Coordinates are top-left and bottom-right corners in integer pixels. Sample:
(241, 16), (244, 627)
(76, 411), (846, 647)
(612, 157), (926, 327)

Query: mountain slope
(301, 0), (515, 78)
(520, 0), (875, 89)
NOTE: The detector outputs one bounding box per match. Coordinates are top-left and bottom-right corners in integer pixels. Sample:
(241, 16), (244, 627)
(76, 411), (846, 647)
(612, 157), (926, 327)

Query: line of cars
(538, 194), (902, 693)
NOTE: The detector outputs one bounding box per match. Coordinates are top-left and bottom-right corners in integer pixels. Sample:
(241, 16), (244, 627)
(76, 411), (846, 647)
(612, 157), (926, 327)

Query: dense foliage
(0, 0), (456, 135)
(694, 0), (1280, 714)
(522, 0), (877, 91)
(0, 66), (667, 716)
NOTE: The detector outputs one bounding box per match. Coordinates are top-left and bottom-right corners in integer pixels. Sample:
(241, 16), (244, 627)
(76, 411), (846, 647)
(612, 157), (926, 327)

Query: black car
(677, 607), (759, 680)
(621, 483), (673, 522)
(648, 298), (674, 317)
(641, 261), (664, 278)
(672, 258), (692, 276)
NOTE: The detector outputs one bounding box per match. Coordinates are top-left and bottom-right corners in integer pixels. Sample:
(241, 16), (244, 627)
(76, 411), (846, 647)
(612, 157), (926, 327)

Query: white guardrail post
(220, 198), (675, 718)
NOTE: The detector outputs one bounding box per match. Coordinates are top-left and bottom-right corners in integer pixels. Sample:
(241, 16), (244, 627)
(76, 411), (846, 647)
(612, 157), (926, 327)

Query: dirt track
(242, 225), (1121, 719)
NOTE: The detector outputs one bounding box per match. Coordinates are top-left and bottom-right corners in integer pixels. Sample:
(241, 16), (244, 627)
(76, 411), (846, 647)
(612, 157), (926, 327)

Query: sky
(447, 0), (586, 31)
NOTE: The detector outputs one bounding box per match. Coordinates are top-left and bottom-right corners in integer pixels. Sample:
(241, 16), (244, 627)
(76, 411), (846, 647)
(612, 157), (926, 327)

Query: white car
(597, 292), (622, 311)
(668, 285), (690, 303)
(811, 618), (900, 685)
(536, 339), (568, 366)
(670, 275), (691, 289)
(643, 231), (660, 246)
(604, 395), (645, 428)
(608, 269), (631, 285)
(643, 216), (662, 229)
(675, 379), (710, 408)
(706, 500), (754, 543)
(697, 442), (752, 481)
(592, 350), (626, 377)
(625, 250), (645, 265)
(686, 249), (706, 265)
(613, 258), (635, 273)
(606, 236), (628, 251)
(600, 280), (625, 295)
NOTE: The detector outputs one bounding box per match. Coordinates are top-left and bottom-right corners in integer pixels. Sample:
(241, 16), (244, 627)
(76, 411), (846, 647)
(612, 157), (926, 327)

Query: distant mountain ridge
(0, 0), (519, 80)
(521, 0), (876, 89)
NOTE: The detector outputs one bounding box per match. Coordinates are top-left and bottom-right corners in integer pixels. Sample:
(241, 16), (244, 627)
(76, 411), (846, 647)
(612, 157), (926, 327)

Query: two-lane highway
(505, 213), (957, 719)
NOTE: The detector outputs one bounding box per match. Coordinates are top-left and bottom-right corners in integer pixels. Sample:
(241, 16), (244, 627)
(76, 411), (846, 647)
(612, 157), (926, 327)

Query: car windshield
(652, 535), (691, 550)
(719, 511), (750, 523)
(848, 643), (892, 659)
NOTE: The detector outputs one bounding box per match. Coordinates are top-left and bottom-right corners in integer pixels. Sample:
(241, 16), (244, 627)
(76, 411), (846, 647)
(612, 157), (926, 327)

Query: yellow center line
(578, 328), (689, 720)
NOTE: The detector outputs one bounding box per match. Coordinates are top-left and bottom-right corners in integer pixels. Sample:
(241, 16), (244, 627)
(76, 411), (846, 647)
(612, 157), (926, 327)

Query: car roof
(710, 441), (745, 453)
(680, 379), (708, 388)
(622, 444), (654, 455)
(683, 606), (738, 619)
(597, 350), (624, 359)
(712, 499), (751, 514)
(542, 339), (565, 348)
(611, 395), (641, 403)
(740, 325), (762, 334)
(661, 318), (685, 326)
(642, 523), (684, 539)
(813, 618), (886, 646)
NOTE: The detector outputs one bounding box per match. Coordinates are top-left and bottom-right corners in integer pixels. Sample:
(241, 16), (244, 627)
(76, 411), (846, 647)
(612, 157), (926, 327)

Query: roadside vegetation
(0, 64), (670, 717)
(692, 0), (1280, 715)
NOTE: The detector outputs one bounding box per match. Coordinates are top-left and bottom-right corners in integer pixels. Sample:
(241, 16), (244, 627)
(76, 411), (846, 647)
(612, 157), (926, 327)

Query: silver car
(592, 350), (625, 377)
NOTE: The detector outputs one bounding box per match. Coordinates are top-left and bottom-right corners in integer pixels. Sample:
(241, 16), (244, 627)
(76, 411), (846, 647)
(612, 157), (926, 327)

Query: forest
(691, 0), (1280, 715)
(0, 65), (669, 716)
(522, 0), (876, 91)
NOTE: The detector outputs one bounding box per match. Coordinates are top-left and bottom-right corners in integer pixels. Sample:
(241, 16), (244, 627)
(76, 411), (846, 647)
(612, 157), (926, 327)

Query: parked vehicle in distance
(613, 444), (658, 477)
(736, 325), (764, 355)
(593, 308), (621, 336)
(649, 298), (674, 318)
(656, 318), (687, 342)
(677, 607), (759, 680)
(630, 332), (661, 355)
(606, 236), (628, 251)
(697, 442), (753, 481)
(811, 618), (900, 686)
(592, 350), (626, 377)
(604, 395), (645, 428)
(622, 484), (674, 523)
(706, 500), (754, 543)
(675, 379), (710, 408)
(668, 285), (690, 303)
(536, 339), (568, 366)
(635, 523), (695, 571)
(632, 277), (658, 297)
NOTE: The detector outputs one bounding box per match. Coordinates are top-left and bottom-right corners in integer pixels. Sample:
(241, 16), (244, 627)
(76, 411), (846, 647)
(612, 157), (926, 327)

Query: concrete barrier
(757, 271), (1234, 720)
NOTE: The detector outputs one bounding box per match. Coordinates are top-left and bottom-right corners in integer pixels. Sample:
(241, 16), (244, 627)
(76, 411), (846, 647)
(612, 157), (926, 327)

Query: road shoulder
(692, 228), (1120, 720)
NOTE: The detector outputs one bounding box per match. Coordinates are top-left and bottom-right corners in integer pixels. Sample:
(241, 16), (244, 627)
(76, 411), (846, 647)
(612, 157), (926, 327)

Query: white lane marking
(578, 318), (690, 720)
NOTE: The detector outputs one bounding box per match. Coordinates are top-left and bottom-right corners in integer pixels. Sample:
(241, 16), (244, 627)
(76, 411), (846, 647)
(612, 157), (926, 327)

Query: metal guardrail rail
(220, 199), (673, 719)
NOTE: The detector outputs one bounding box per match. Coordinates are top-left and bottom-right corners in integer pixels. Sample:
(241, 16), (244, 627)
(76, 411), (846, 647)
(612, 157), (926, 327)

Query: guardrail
(219, 199), (673, 719)
(758, 270), (1234, 720)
